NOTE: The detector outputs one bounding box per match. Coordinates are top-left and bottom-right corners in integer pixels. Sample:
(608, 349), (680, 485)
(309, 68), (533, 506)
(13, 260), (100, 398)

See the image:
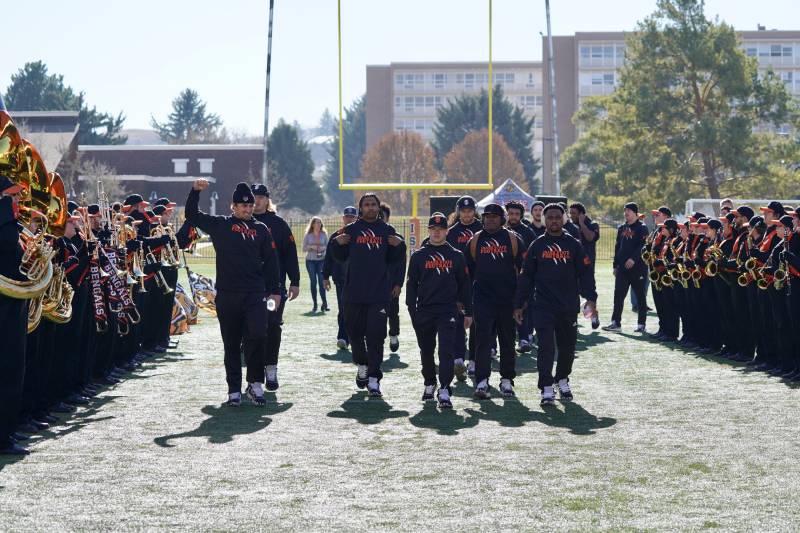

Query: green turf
(2, 259), (799, 531)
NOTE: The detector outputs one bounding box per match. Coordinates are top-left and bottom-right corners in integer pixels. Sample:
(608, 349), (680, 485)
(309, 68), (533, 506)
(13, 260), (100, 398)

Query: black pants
(757, 288), (778, 365)
(474, 303), (516, 384)
(657, 285), (679, 339)
(0, 297), (27, 447)
(344, 302), (388, 380)
(713, 276), (737, 353)
(453, 310), (476, 360)
(673, 284), (690, 341)
(748, 284), (769, 363)
(388, 296), (400, 337)
(140, 278), (161, 350)
(788, 279), (800, 370)
(334, 284), (348, 344)
(216, 290), (268, 393)
(611, 267), (648, 325)
(769, 286), (792, 370)
(265, 289), (287, 366)
(411, 308), (457, 389)
(159, 267), (179, 346)
(731, 283), (754, 360)
(651, 280), (665, 333)
(534, 309), (578, 390)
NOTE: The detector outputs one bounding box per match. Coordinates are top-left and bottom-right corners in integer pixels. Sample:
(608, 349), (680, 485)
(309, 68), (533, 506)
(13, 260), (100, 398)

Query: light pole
(545, 0), (561, 195)
(261, 0), (276, 186)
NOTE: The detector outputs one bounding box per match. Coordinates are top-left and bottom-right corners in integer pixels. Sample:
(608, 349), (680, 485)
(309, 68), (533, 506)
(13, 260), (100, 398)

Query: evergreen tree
(323, 96), (366, 209)
(150, 89), (226, 144)
(268, 120), (323, 214)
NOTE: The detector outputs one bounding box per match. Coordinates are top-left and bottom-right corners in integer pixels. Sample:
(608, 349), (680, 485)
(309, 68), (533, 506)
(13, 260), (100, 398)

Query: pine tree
(268, 120), (324, 214)
(150, 89), (226, 144)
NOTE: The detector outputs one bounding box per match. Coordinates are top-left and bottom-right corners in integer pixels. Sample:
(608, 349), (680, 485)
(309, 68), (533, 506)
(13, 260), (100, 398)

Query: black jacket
(464, 228), (525, 305)
(254, 211), (301, 289)
(331, 218), (405, 304)
(406, 242), (472, 316)
(507, 221), (537, 249)
(323, 228), (348, 286)
(613, 220), (649, 271)
(446, 219), (483, 255)
(185, 188), (279, 293)
(515, 232), (597, 313)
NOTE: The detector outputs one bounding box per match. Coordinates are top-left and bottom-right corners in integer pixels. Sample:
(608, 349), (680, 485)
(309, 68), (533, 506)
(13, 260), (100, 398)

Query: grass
(2, 259), (800, 531)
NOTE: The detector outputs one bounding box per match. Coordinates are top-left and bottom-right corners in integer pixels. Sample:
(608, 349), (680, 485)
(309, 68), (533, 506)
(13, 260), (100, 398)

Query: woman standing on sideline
(303, 217), (329, 313)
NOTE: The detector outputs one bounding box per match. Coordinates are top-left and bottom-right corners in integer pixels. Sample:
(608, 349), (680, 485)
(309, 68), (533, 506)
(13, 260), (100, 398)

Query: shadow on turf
(318, 351), (409, 372)
(463, 399), (616, 435)
(327, 392), (409, 425)
(153, 400), (293, 448)
(409, 402), (480, 435)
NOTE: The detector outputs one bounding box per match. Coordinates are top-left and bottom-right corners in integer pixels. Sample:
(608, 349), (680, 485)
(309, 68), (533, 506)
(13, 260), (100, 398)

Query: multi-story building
(366, 61), (544, 183)
(366, 28), (799, 196)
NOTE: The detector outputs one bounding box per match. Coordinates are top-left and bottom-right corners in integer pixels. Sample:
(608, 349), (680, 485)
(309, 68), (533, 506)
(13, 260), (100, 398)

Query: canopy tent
(476, 178), (536, 211)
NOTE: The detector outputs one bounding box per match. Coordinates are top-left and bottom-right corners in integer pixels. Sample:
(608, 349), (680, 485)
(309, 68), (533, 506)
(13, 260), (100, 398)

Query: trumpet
(660, 273), (674, 288)
(704, 261), (718, 277)
(744, 257), (758, 272)
(773, 266), (788, 290)
(641, 250), (654, 264)
(757, 273), (772, 290)
(145, 251), (174, 296)
(737, 272), (752, 287)
(690, 268), (702, 288)
(150, 224), (181, 268)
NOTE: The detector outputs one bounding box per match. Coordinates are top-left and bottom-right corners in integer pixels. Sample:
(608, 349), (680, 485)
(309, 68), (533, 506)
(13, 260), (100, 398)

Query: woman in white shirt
(302, 216), (329, 312)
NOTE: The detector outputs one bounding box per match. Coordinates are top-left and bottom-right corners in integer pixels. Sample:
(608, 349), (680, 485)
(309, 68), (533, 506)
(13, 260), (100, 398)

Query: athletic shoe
(473, 380), (491, 400)
(225, 392), (242, 407)
(454, 358), (467, 381)
(367, 378), (382, 397)
(266, 365), (279, 391)
(389, 335), (400, 353)
(516, 339), (530, 353)
(602, 321), (621, 332)
(322, 304), (330, 312)
(540, 386), (555, 406)
(490, 348), (498, 359)
(500, 378), (515, 397)
(467, 360), (476, 379)
(245, 383), (266, 406)
(557, 379), (573, 401)
(634, 324), (647, 334)
(422, 385), (436, 401)
(336, 339), (348, 350)
(0, 442), (30, 456)
(437, 388), (453, 409)
(591, 316), (600, 330)
(356, 365), (368, 389)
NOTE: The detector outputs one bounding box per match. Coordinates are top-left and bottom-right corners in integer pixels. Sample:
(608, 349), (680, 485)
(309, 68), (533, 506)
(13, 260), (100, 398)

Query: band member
(324, 206), (358, 349)
(764, 214), (795, 377)
(505, 201), (536, 352)
(251, 184), (300, 391)
(603, 202), (649, 333)
(406, 213), (472, 409)
(379, 204), (404, 354)
(515, 203), (597, 406)
(727, 206), (755, 362)
(185, 179), (281, 406)
(331, 193), (405, 397)
(712, 213), (739, 358)
(446, 196), (482, 379)
(569, 202), (601, 329)
(782, 210), (800, 379)
(0, 177), (29, 455)
(750, 202), (784, 372)
(465, 203), (525, 399)
(651, 218), (680, 342)
(644, 206), (671, 338)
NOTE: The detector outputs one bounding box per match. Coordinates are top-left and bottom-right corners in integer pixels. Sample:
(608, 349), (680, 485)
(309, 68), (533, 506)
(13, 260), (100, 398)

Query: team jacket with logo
(508, 221), (537, 249)
(331, 218), (405, 304)
(465, 228), (525, 305)
(613, 220), (649, 271)
(515, 232), (597, 313)
(446, 219), (483, 255)
(185, 188), (279, 293)
(405, 242), (472, 317)
(254, 211), (301, 289)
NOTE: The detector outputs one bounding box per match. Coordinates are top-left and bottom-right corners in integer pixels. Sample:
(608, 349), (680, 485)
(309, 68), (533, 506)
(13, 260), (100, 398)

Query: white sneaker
(467, 360), (476, 378)
(454, 358), (467, 381)
(355, 365), (368, 389)
(474, 379), (490, 400)
(225, 392), (242, 406)
(389, 335), (400, 352)
(540, 386), (555, 406)
(500, 378), (515, 397)
(557, 378), (573, 401)
(437, 388), (452, 408)
(265, 365), (278, 391)
(336, 339), (348, 349)
(422, 384), (435, 401)
(367, 377), (382, 397)
(602, 321), (621, 332)
(634, 324), (646, 333)
(246, 382), (265, 405)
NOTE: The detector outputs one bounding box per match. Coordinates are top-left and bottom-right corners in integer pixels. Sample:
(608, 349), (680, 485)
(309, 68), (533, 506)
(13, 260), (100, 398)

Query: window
(759, 44), (770, 57)
(746, 46), (757, 57)
(580, 46), (590, 59)
(396, 73), (421, 89)
(405, 97), (414, 112)
(395, 97), (401, 109)
(603, 45), (614, 58)
(781, 71), (793, 88)
(198, 158), (214, 174)
(603, 73), (615, 85)
(172, 159), (189, 174)
(433, 73), (447, 89)
(519, 95), (543, 109)
(526, 72), (536, 87)
(783, 46), (793, 57)
(591, 46), (603, 58)
(493, 72), (515, 86)
(616, 44), (626, 59)
(771, 44), (782, 57)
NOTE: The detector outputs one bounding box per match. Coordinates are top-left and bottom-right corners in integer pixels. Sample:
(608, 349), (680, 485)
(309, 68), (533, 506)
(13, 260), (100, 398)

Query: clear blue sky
(2, 0), (795, 136)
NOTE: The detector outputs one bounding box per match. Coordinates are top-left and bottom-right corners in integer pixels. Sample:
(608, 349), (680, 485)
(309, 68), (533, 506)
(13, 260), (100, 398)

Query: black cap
(760, 200), (785, 216)
(143, 209), (160, 224)
(111, 202), (122, 213)
(733, 206), (754, 220)
(776, 214), (794, 228)
(749, 215), (765, 228)
(707, 219), (722, 231)
(651, 206), (672, 217)
(663, 219), (679, 232)
(543, 202), (565, 215)
(428, 212), (448, 229)
(698, 217), (710, 224)
(67, 200), (79, 214)
(530, 200), (545, 211)
(343, 206), (357, 217)
(155, 197), (176, 207)
(123, 194), (147, 207)
(232, 182), (254, 204)
(504, 201), (525, 214)
(689, 211), (705, 222)
(456, 196), (476, 210)
(482, 203), (506, 218)
(251, 184), (270, 197)
(624, 202), (639, 214)
(152, 205), (167, 216)
(722, 213), (736, 224)
(87, 204), (100, 216)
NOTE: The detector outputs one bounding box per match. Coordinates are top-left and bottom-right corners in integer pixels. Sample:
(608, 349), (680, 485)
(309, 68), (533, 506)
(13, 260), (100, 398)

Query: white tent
(476, 178), (536, 211)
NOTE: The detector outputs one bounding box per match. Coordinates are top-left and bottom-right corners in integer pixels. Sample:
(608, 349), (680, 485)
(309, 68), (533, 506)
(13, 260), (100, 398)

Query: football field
(1, 261), (799, 531)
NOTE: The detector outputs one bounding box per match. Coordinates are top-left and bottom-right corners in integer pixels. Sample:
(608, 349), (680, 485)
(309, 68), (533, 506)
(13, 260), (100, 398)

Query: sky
(2, 0), (796, 136)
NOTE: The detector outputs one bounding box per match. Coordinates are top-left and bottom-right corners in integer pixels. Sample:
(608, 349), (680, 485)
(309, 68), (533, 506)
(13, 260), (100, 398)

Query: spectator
(303, 217), (329, 313)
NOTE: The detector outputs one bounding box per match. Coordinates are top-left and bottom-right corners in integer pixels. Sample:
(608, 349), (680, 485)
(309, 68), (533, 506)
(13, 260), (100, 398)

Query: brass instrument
(660, 273), (674, 288)
(145, 251), (174, 295)
(690, 268), (702, 289)
(150, 224), (181, 268)
(757, 274), (772, 290)
(737, 272), (752, 287)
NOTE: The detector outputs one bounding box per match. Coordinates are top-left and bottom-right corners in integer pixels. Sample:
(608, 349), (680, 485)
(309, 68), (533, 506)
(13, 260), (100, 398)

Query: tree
(150, 89), (227, 144)
(317, 108), (336, 136)
(432, 86), (539, 192)
(4, 60), (127, 145)
(323, 96), (366, 209)
(444, 129), (524, 183)
(268, 120), (323, 214)
(562, 0), (798, 219)
(360, 131), (438, 214)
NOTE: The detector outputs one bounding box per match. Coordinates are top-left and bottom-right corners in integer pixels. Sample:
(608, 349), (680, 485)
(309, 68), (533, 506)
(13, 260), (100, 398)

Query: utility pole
(545, 0), (561, 195)
(261, 0), (275, 186)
